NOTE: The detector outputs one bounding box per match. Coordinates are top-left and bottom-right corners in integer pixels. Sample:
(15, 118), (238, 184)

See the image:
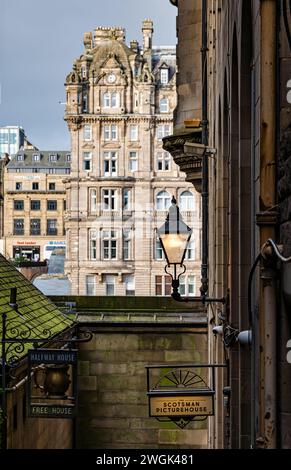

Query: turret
(142, 19), (153, 50)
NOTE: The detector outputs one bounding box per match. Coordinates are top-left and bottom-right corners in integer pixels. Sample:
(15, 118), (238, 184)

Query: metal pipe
(1, 312), (7, 449)
(259, 0), (277, 448)
(201, 0), (208, 298)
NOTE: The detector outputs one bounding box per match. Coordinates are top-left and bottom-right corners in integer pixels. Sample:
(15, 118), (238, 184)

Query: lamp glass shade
(159, 232), (191, 265)
(157, 197), (193, 265)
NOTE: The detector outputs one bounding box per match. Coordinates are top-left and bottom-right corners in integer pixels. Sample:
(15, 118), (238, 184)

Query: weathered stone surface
(77, 329), (208, 449)
(79, 376), (97, 391)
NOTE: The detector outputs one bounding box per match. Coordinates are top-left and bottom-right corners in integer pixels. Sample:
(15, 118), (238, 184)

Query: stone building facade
(64, 21), (201, 296)
(166, 0), (291, 449)
(3, 150), (70, 261)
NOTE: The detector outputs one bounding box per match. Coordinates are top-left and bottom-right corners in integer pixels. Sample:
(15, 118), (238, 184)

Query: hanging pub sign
(28, 348), (77, 419)
(146, 364), (223, 429)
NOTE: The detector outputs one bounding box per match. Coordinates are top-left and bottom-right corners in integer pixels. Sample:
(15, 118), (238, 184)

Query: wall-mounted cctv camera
(237, 330), (252, 345)
(212, 325), (224, 336)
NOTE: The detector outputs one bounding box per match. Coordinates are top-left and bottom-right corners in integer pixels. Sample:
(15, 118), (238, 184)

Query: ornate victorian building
(64, 21), (201, 296)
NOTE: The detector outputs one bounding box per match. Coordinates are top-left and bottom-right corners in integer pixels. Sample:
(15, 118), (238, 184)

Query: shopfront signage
(149, 394), (214, 417)
(47, 241), (66, 246)
(29, 404), (74, 418)
(28, 349), (77, 364)
(16, 241), (37, 245)
(28, 348), (77, 419)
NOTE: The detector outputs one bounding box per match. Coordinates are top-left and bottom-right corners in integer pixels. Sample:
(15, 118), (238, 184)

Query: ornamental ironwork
(146, 364), (226, 429)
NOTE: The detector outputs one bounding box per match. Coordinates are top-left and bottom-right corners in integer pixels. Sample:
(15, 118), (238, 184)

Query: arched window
(160, 98), (169, 113)
(179, 191), (194, 211)
(156, 191), (171, 211)
(111, 92), (119, 108)
(103, 92), (120, 108)
(103, 92), (110, 107)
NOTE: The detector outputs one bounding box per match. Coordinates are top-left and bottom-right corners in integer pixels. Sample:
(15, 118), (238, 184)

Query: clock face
(107, 73), (116, 84)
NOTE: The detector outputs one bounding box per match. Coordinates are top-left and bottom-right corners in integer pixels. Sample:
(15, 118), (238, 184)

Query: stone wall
(172, 0), (202, 131)
(77, 325), (208, 449)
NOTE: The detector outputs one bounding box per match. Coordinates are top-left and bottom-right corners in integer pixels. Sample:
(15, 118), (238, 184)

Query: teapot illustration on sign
(34, 364), (71, 398)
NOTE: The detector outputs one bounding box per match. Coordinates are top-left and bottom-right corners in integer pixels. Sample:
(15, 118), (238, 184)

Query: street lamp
(157, 197), (192, 301)
(157, 196), (225, 304)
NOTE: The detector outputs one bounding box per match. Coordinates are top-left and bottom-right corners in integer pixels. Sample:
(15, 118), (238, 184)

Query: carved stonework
(163, 130), (203, 192)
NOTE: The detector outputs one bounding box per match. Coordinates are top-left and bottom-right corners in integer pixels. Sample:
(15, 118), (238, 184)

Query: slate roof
(7, 150), (71, 170)
(0, 254), (74, 363)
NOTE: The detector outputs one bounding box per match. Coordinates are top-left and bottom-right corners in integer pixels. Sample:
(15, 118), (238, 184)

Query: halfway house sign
(28, 348), (77, 418)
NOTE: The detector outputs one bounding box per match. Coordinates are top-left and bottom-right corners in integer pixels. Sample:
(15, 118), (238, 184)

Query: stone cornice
(162, 130), (203, 192)
(64, 114), (173, 125)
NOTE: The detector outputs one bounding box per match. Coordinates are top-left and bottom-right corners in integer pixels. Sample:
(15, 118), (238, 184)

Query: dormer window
(66, 154), (71, 162)
(33, 154), (40, 162)
(160, 68), (169, 85)
(49, 154), (57, 162)
(17, 154), (24, 161)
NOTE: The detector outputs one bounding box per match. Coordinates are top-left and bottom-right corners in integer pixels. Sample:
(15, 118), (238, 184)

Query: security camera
(212, 325), (223, 336)
(237, 330), (252, 345)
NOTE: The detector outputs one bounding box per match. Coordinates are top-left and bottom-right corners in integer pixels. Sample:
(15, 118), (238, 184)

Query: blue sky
(0, 0), (176, 150)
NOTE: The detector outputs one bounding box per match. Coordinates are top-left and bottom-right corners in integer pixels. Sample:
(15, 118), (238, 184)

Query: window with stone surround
(123, 228), (132, 260)
(90, 189), (97, 212)
(14, 200), (24, 211)
(160, 98), (169, 113)
(86, 275), (95, 295)
(102, 189), (117, 211)
(104, 274), (115, 296)
(160, 68), (169, 85)
(179, 191), (195, 211)
(30, 200), (40, 211)
(83, 151), (92, 171)
(47, 200), (57, 211)
(103, 151), (117, 176)
(13, 219), (24, 235)
(89, 229), (97, 260)
(47, 219), (57, 236)
(156, 190), (171, 211)
(156, 124), (171, 141)
(122, 188), (131, 211)
(83, 125), (92, 141)
(179, 275), (196, 297)
(129, 125), (138, 141)
(103, 92), (119, 108)
(156, 151), (171, 171)
(124, 274), (135, 296)
(155, 236), (164, 260)
(155, 275), (171, 296)
(30, 219), (41, 236)
(129, 151), (138, 172)
(104, 124), (118, 141)
(102, 230), (117, 260)
(185, 239), (195, 260)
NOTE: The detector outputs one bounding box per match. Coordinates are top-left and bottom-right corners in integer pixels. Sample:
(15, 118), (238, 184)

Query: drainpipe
(201, 0), (208, 298)
(257, 0), (277, 449)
